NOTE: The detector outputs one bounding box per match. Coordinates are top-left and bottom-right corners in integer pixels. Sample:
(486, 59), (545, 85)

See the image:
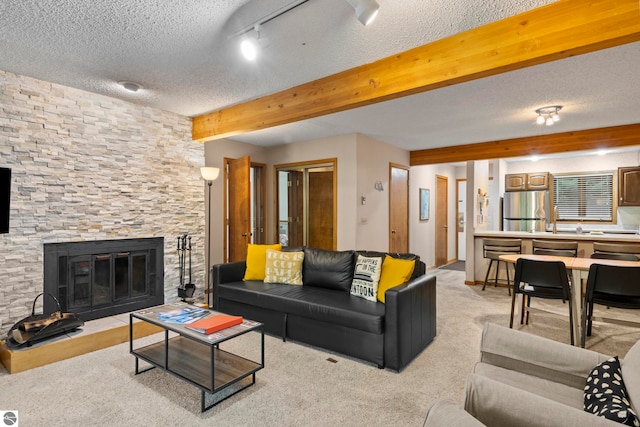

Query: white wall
(355, 134), (410, 251)
(410, 163), (459, 268)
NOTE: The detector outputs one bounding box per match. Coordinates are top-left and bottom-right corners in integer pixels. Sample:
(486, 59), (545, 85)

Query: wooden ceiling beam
(409, 124), (640, 165)
(192, 0), (640, 142)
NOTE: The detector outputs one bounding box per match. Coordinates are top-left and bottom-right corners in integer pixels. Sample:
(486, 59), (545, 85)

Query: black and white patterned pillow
(350, 255), (383, 302)
(584, 356), (640, 426)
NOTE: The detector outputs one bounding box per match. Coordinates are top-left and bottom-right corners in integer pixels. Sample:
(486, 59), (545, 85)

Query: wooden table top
(499, 254), (640, 271)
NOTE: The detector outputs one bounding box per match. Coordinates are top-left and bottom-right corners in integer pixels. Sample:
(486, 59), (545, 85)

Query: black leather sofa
(212, 248), (437, 371)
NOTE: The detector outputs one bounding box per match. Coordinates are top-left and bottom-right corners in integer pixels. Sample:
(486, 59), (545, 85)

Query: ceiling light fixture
(346, 0), (380, 25)
(118, 81), (142, 92)
(240, 25), (261, 61)
(535, 105), (562, 126)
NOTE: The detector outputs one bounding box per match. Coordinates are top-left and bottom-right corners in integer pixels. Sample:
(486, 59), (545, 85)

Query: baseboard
(0, 321), (162, 374)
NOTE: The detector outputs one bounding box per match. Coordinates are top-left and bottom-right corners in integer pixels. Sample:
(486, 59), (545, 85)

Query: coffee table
(129, 303), (264, 411)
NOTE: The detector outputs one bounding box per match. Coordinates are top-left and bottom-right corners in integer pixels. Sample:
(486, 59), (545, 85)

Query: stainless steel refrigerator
(503, 190), (550, 232)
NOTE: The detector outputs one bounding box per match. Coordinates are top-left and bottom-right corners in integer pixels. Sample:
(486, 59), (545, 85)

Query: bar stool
(532, 240), (578, 257)
(592, 242), (640, 261)
(482, 239), (522, 295)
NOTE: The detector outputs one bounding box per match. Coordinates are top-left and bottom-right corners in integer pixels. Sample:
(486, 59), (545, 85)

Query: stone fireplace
(43, 238), (164, 321)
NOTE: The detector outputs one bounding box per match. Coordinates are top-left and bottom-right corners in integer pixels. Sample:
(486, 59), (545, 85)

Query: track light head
(346, 0), (380, 26)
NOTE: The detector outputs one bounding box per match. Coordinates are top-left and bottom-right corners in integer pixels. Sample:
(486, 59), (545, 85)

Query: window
(553, 172), (614, 222)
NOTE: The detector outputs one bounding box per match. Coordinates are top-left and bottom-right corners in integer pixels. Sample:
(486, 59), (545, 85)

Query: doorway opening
(275, 159), (336, 250)
(224, 156), (265, 262)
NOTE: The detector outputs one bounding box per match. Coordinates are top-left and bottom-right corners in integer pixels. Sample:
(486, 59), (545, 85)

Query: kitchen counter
(472, 230), (640, 285)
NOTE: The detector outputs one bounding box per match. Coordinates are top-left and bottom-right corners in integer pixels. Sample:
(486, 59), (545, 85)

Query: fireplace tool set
(177, 233), (196, 301)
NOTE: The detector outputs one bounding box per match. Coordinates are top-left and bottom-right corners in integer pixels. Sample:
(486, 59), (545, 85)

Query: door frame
(455, 178), (466, 262)
(435, 174), (448, 267)
(389, 163), (410, 253)
(223, 157), (265, 262)
(274, 158), (337, 249)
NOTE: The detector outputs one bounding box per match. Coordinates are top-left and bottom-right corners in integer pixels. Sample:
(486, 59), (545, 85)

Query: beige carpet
(2, 269), (639, 427)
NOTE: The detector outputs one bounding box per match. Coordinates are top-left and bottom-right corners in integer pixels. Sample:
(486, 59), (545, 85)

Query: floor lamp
(200, 166), (220, 308)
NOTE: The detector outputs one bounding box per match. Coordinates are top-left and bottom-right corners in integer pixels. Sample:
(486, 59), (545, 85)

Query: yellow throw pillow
(377, 256), (416, 303)
(243, 243), (282, 281)
(264, 249), (304, 285)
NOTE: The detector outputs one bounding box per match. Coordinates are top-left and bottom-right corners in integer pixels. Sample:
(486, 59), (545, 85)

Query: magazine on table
(156, 305), (210, 324)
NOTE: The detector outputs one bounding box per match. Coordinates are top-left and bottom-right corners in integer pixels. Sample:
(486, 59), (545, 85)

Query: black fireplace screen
(44, 238), (164, 321)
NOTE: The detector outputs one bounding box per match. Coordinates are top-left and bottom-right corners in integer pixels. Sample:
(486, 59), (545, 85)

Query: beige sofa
(424, 323), (640, 426)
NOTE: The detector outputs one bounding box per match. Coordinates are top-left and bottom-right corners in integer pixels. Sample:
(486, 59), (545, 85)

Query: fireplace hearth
(43, 238), (164, 321)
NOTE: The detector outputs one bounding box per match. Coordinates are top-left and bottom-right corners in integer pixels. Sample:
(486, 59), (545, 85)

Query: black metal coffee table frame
(130, 304), (264, 412)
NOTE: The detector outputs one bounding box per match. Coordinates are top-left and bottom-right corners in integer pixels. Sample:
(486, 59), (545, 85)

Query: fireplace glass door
(68, 252), (148, 310)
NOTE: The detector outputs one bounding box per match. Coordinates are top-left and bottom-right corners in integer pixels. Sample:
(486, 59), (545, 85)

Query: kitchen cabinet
(619, 167), (640, 206)
(505, 172), (550, 191)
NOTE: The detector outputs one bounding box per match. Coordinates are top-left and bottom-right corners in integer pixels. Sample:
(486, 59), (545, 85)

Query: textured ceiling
(1, 0), (638, 152)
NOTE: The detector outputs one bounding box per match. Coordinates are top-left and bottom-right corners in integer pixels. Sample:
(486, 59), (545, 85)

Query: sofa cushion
(350, 254), (383, 302)
(622, 340), (640, 413)
(585, 356), (639, 426)
(377, 256), (415, 303)
(217, 281), (385, 334)
(264, 249), (304, 285)
(243, 243), (282, 281)
(474, 362), (584, 410)
(303, 248), (355, 292)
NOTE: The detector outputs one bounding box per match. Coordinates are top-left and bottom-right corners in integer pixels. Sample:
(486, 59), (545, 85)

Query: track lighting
(240, 25), (263, 61)
(535, 106), (562, 126)
(346, 0), (380, 26)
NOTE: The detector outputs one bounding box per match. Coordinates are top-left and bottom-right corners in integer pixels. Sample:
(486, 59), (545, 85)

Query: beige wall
(355, 134), (410, 251)
(410, 163), (460, 268)
(204, 133), (415, 255)
(202, 139), (267, 265)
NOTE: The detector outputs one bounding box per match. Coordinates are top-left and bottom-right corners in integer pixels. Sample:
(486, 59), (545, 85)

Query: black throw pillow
(302, 248), (355, 292)
(584, 356), (640, 426)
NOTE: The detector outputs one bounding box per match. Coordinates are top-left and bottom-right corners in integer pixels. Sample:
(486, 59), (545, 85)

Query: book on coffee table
(185, 314), (243, 334)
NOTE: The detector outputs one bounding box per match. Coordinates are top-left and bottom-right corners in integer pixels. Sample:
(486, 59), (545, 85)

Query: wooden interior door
(308, 170), (334, 250)
(287, 171), (304, 247)
(389, 164), (409, 253)
(435, 175), (448, 266)
(227, 156), (251, 262)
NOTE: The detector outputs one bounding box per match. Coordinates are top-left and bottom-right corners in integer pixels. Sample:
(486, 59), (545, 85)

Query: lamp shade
(200, 167), (220, 182)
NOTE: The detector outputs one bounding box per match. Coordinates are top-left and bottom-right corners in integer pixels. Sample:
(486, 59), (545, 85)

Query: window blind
(553, 173), (613, 221)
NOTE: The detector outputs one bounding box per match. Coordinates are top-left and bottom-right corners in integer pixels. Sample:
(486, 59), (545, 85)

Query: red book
(185, 314), (243, 334)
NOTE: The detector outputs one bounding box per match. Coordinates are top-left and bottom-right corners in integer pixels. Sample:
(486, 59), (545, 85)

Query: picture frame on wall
(419, 188), (430, 221)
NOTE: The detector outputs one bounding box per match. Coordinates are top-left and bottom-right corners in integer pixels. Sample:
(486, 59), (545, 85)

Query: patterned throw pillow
(264, 249), (304, 285)
(584, 356), (640, 426)
(350, 255), (383, 302)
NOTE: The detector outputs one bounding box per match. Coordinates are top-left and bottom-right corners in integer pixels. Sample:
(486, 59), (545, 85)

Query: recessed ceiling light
(118, 81), (142, 92)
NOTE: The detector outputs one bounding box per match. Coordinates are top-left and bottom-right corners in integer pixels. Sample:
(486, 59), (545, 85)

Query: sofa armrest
(479, 323), (610, 389)
(384, 273), (436, 371)
(463, 373), (619, 427)
(423, 399), (486, 427)
(211, 261), (246, 309)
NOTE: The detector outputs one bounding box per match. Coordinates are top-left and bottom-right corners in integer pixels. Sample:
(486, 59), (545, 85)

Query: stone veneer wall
(0, 70), (205, 335)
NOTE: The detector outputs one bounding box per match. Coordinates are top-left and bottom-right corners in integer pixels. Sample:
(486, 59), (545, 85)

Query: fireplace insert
(43, 238), (164, 321)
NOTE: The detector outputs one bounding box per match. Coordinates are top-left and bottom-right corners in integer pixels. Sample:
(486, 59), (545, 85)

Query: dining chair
(510, 258), (573, 345)
(581, 263), (640, 347)
(532, 239), (578, 257)
(482, 239), (522, 296)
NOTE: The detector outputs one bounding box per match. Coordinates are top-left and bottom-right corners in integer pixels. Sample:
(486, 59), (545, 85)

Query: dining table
(499, 253), (640, 346)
